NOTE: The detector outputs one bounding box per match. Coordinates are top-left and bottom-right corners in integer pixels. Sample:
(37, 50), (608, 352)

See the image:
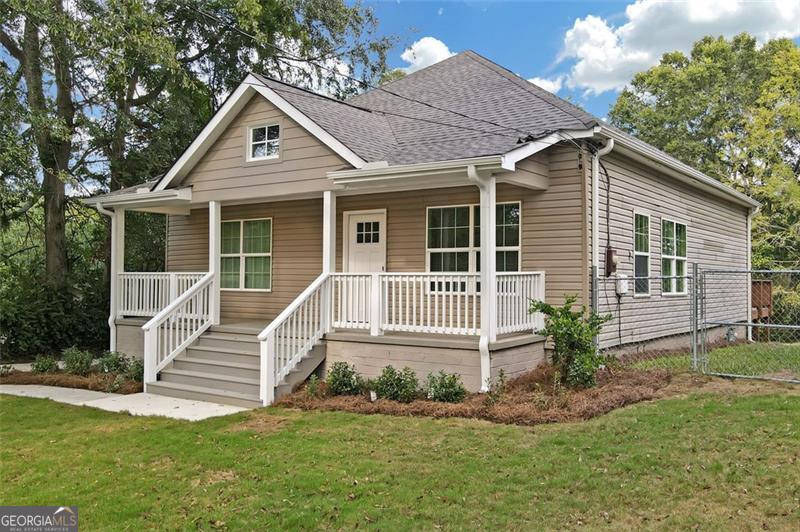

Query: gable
(180, 96), (352, 203)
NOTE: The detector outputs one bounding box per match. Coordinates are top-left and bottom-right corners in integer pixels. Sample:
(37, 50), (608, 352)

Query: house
(85, 51), (759, 407)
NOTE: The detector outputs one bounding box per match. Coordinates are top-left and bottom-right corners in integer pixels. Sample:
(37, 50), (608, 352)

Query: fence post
(691, 262), (699, 371)
(370, 273), (382, 336)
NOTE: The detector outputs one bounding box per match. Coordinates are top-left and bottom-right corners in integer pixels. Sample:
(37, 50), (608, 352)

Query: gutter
(328, 155), (507, 185)
(83, 187), (192, 208)
(591, 139), (615, 284)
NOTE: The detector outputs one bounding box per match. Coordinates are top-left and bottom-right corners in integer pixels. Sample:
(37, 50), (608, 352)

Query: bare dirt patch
(656, 372), (800, 398)
(276, 365), (674, 426)
(0, 370), (142, 394)
(191, 470), (237, 488)
(228, 412), (294, 434)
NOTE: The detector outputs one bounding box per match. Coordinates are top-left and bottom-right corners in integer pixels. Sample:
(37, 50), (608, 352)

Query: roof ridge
(461, 50), (598, 128)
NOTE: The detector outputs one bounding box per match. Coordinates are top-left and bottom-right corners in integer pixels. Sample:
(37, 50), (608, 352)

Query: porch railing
(118, 272), (206, 317)
(496, 272), (546, 335)
(142, 272), (214, 384)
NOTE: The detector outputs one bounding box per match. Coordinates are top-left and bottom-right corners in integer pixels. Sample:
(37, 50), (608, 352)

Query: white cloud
(528, 75), (566, 94)
(400, 37), (455, 73)
(554, 0), (800, 95)
(437, 7), (444, 16)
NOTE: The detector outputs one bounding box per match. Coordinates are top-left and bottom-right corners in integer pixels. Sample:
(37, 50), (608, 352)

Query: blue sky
(365, 0), (800, 118)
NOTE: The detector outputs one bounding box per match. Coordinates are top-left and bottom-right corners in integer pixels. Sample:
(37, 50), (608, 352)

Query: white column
(109, 207), (125, 351)
(322, 190), (336, 273)
(208, 201), (221, 325)
(479, 176), (498, 343)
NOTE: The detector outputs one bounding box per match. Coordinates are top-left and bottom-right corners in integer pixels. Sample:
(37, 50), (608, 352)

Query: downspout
(591, 138), (614, 313)
(467, 164), (494, 392)
(95, 202), (117, 351)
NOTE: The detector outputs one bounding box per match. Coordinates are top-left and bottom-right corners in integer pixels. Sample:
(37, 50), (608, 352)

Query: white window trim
(246, 123), (280, 162)
(424, 201), (522, 274)
(661, 218), (688, 296)
(633, 211), (651, 298)
(220, 218), (273, 292)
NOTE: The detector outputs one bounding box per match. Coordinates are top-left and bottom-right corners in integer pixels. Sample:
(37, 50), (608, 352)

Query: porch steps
(147, 324), (326, 408)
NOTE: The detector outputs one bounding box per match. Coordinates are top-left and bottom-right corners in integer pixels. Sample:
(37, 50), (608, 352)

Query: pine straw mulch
(0, 370), (143, 394)
(275, 365), (674, 427)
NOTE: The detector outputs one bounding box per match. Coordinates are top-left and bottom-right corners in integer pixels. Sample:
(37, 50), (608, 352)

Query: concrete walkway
(0, 385), (248, 421)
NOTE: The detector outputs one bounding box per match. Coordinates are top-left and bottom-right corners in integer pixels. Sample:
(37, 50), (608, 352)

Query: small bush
(105, 374), (126, 393)
(306, 374), (322, 398)
(62, 346), (93, 376)
(530, 295), (611, 388)
(97, 351), (130, 374)
(0, 364), (12, 376)
(425, 371), (467, 403)
(31, 354), (58, 374)
(326, 362), (361, 396)
(486, 369), (506, 405)
(125, 358), (144, 382)
(373, 366), (419, 403)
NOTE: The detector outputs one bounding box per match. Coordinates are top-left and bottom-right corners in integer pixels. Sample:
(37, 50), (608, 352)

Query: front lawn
(634, 342), (800, 378)
(2, 383), (799, 530)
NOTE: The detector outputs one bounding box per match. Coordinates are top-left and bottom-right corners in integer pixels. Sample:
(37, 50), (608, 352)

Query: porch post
(321, 190), (336, 332)
(109, 207), (125, 351)
(474, 170), (497, 392)
(208, 201), (221, 325)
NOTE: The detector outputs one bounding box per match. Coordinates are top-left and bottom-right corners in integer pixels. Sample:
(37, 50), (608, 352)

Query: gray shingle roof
(252, 51), (598, 165)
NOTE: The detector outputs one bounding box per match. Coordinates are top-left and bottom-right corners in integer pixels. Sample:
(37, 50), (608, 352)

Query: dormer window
(248, 124), (280, 161)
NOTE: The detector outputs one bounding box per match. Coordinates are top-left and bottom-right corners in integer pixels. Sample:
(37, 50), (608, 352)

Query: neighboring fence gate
(595, 267), (799, 384)
(698, 269), (800, 384)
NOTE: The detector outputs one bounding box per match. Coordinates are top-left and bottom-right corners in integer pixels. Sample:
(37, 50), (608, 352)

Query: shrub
(326, 362), (361, 396)
(62, 346), (93, 376)
(97, 351), (130, 374)
(0, 364), (11, 377)
(125, 358), (144, 382)
(31, 354), (58, 374)
(373, 366), (419, 403)
(486, 369), (506, 405)
(425, 371), (467, 403)
(530, 296), (611, 388)
(306, 374), (322, 398)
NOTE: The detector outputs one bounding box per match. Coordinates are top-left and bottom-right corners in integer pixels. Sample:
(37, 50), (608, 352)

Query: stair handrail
(142, 271), (214, 385)
(258, 272), (331, 406)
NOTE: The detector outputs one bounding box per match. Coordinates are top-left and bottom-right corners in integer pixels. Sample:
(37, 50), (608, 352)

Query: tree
(609, 34), (800, 267)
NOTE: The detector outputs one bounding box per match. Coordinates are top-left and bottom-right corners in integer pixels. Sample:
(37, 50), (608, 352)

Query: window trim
(661, 217), (688, 296)
(424, 201), (522, 274)
(246, 123), (281, 162)
(220, 217), (273, 292)
(633, 210), (651, 298)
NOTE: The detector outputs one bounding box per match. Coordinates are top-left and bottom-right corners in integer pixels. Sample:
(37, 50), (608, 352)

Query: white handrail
(258, 272), (331, 406)
(496, 271), (546, 335)
(118, 272), (205, 317)
(142, 272), (214, 385)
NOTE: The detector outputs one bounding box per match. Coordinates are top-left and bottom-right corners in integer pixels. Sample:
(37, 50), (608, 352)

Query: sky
(366, 0), (800, 118)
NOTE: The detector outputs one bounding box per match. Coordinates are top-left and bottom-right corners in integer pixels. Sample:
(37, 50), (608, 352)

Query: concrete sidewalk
(0, 385), (248, 421)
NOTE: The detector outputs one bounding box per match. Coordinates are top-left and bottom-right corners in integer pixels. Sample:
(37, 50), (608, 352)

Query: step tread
(188, 345), (259, 357)
(160, 368), (260, 386)
(200, 333), (259, 343)
(176, 357), (259, 370)
(148, 381), (260, 403)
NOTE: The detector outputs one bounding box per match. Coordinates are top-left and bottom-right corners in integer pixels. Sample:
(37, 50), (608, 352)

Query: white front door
(345, 211), (386, 273)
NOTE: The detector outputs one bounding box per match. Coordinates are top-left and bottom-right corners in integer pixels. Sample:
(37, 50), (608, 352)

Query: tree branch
(0, 28), (24, 62)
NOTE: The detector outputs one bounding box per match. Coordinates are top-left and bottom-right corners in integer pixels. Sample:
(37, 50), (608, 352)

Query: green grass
(2, 390), (799, 530)
(634, 343), (800, 377)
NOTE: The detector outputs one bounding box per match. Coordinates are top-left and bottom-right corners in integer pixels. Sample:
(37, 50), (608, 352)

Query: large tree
(609, 34), (800, 268)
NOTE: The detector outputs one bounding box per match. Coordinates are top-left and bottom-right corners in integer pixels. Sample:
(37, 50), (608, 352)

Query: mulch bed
(0, 371), (142, 394)
(276, 365), (673, 426)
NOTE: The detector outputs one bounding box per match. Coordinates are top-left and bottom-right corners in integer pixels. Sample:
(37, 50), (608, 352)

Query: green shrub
(62, 346), (93, 376)
(306, 374), (321, 398)
(125, 358), (144, 382)
(97, 351), (130, 374)
(425, 371), (467, 403)
(326, 362), (361, 396)
(530, 295), (611, 388)
(0, 364), (12, 377)
(31, 354), (58, 374)
(373, 366), (419, 403)
(486, 369), (506, 405)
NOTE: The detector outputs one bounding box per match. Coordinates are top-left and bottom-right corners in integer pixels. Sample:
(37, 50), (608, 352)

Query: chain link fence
(594, 268), (800, 383)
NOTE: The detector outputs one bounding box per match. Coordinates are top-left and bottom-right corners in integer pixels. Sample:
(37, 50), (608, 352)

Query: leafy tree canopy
(609, 34), (800, 268)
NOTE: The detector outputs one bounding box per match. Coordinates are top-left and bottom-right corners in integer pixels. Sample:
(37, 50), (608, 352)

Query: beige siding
(592, 151), (749, 347)
(180, 96), (348, 203)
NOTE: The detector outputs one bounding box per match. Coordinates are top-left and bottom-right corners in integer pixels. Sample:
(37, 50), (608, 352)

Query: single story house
(86, 51), (758, 407)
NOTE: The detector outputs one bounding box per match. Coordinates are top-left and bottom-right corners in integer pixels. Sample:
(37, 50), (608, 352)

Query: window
(426, 202), (521, 277)
(661, 219), (687, 294)
(248, 124), (280, 160)
(221, 219), (272, 290)
(633, 213), (650, 295)
(356, 221), (380, 244)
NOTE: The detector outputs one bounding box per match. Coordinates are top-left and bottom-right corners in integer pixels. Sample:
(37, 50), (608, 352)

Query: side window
(248, 124), (280, 161)
(662, 220), (687, 294)
(220, 219), (273, 290)
(633, 213), (650, 295)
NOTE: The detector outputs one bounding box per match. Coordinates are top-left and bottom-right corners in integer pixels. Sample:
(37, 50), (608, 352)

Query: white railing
(118, 272), (205, 317)
(380, 273), (481, 335)
(496, 272), (546, 335)
(142, 272), (214, 384)
(331, 273), (373, 330)
(258, 273), (331, 405)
